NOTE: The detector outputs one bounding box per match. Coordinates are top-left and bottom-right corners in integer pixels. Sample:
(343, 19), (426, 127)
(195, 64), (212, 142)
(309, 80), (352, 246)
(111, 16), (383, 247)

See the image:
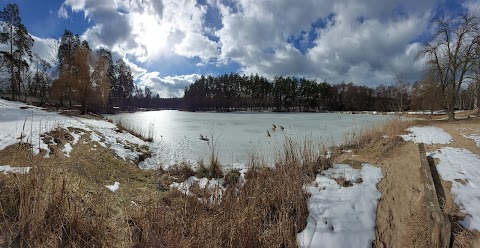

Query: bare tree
(394, 74), (410, 112)
(418, 11), (480, 120)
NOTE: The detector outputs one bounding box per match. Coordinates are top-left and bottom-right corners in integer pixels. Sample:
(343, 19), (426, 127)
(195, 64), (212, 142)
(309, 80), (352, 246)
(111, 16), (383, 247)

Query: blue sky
(1, 0), (477, 97)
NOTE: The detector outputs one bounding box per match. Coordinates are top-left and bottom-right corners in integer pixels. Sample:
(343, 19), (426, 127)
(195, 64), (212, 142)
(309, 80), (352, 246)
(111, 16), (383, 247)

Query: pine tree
(114, 58), (134, 107)
(0, 3), (33, 100)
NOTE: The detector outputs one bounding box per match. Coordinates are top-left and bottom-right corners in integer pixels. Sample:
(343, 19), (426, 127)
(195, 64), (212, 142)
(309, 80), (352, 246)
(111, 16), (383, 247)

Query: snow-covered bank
(297, 164), (382, 248)
(400, 126), (452, 144)
(0, 99), (150, 163)
(429, 148), (480, 231)
(0, 99), (88, 154)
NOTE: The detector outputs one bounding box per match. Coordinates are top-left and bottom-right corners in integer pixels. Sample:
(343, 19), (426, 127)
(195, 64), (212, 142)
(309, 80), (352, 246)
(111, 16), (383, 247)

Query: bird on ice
(199, 134), (210, 141)
(106, 182), (120, 192)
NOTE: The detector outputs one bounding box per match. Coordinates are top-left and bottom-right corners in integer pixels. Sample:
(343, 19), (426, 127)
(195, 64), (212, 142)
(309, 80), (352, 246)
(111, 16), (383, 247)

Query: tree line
(183, 74), (411, 112)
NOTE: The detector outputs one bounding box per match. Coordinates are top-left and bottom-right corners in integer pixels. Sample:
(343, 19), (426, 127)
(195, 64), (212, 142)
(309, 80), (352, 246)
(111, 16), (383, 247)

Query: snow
(170, 176), (225, 204)
(428, 147), (480, 231)
(457, 127), (480, 148)
(0, 99), (149, 163)
(76, 118), (148, 161)
(0, 99), (88, 155)
(400, 126), (453, 144)
(297, 164), (382, 248)
(170, 176), (224, 195)
(407, 110), (446, 115)
(0, 165), (31, 174)
(106, 182), (120, 192)
(463, 134), (480, 147)
(62, 143), (73, 157)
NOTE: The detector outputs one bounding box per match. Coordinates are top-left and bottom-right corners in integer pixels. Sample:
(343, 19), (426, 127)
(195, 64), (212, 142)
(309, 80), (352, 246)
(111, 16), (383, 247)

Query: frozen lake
(107, 111), (394, 169)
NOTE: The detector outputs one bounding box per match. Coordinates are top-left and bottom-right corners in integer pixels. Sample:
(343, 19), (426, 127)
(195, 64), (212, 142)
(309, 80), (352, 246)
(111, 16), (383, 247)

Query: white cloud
(31, 36), (58, 65)
(214, 0), (435, 84)
(174, 32), (218, 61)
(58, 0), (456, 92)
(57, 3), (69, 19)
(137, 72), (201, 98)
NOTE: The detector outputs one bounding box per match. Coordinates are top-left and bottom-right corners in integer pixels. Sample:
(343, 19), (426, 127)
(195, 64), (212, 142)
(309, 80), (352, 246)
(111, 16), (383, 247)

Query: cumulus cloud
(215, 0), (435, 84)
(31, 36), (58, 65)
(58, 0), (465, 92)
(137, 72), (201, 98)
(174, 32), (219, 61)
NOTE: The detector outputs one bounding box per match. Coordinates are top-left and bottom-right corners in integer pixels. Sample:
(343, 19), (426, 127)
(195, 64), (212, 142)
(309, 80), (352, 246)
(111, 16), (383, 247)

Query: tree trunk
(447, 91), (455, 121)
(10, 15), (14, 100)
(81, 102), (87, 115)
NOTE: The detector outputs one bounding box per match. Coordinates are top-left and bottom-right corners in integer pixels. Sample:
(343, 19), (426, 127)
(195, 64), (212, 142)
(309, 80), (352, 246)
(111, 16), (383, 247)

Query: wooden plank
(418, 143), (451, 248)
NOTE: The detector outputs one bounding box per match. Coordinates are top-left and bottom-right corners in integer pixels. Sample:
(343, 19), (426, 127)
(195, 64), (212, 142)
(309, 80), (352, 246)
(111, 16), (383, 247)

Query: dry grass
(337, 117), (411, 159)
(130, 137), (331, 248)
(224, 169), (241, 187)
(0, 132), (332, 247)
(0, 131), (159, 247)
(195, 158), (224, 180)
(402, 201), (430, 248)
(115, 120), (154, 142)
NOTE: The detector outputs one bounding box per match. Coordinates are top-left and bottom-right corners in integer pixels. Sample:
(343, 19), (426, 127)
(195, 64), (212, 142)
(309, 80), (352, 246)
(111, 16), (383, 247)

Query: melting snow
(62, 143), (73, 157)
(428, 147), (480, 231)
(0, 165), (31, 174)
(0, 99), (150, 163)
(170, 176), (224, 195)
(297, 164), (382, 248)
(400, 126), (452, 144)
(106, 181), (120, 192)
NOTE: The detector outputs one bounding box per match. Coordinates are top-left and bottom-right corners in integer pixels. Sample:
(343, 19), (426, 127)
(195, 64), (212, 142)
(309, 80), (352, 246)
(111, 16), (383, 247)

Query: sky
(1, 0), (478, 97)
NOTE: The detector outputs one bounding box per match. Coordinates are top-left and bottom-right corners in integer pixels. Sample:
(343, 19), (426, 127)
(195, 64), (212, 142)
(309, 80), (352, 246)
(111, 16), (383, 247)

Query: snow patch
(429, 147), (480, 231)
(297, 164), (382, 248)
(62, 143), (73, 157)
(106, 182), (120, 192)
(170, 176), (225, 204)
(400, 126), (452, 144)
(0, 165), (31, 174)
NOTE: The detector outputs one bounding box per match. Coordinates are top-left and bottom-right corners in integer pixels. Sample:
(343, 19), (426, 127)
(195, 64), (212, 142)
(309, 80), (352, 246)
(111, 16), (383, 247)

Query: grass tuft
(224, 169), (241, 187)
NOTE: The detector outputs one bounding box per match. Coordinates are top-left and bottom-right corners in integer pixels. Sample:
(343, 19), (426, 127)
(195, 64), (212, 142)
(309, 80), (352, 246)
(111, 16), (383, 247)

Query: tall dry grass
(133, 137), (331, 247)
(114, 120), (154, 142)
(1, 128), (331, 247)
(338, 117), (410, 158)
(0, 143), (117, 247)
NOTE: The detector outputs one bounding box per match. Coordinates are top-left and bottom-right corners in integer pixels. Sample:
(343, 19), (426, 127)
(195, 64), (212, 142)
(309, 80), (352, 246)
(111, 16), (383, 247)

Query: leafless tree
(394, 74), (409, 112)
(418, 11), (480, 120)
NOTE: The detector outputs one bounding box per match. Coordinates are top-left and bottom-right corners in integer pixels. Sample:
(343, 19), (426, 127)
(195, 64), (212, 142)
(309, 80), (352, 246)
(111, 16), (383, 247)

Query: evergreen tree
(0, 3), (33, 100)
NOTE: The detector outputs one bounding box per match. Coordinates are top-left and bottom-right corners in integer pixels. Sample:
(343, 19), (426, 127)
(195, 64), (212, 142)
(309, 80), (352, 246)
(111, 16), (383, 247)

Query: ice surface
(400, 126), (452, 144)
(109, 110), (394, 169)
(429, 147), (480, 231)
(297, 164), (382, 248)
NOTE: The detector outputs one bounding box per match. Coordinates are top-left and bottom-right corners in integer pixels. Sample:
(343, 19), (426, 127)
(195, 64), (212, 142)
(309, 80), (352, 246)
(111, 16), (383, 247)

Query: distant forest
(184, 74), (407, 112)
(1, 3), (479, 115)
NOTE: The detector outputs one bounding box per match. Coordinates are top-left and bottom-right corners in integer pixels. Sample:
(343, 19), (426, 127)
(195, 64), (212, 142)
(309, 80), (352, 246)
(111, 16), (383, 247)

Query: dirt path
(338, 141), (426, 247)
(336, 117), (480, 247)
